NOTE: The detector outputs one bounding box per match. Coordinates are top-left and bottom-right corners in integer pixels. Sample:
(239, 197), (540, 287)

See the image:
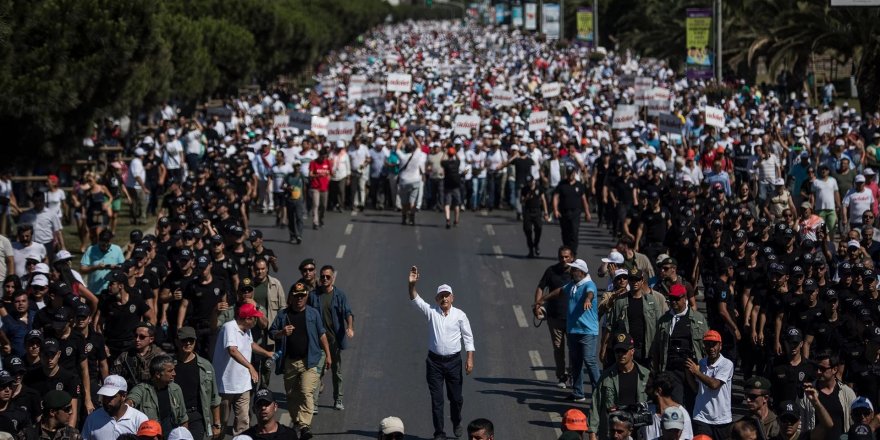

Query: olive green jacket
(128, 381), (188, 427)
(605, 289), (668, 355)
(651, 308), (709, 372)
(190, 355), (221, 435)
(588, 363), (651, 437)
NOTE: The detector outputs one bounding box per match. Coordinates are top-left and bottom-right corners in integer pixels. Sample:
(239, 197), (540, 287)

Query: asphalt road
(246, 207), (617, 440)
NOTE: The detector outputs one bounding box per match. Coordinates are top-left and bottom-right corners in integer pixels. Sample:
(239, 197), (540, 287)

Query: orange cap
(136, 420), (162, 437)
(562, 408), (588, 431)
(703, 330), (722, 343)
(693, 435), (713, 440)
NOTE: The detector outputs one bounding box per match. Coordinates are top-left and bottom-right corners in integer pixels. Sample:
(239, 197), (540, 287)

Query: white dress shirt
(82, 405), (148, 440)
(412, 295), (475, 355)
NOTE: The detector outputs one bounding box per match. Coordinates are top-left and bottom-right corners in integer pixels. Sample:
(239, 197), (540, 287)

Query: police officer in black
(552, 165), (590, 254)
(636, 190), (672, 265)
(705, 257), (740, 363)
(521, 175), (548, 258)
(178, 255), (229, 360)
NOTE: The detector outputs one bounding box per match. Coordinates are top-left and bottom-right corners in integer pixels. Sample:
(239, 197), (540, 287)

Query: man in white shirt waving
(688, 330), (734, 440)
(408, 266), (475, 440)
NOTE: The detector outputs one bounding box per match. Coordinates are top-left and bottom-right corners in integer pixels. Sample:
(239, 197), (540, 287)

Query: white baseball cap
(661, 406), (686, 430)
(601, 251), (624, 265)
(567, 259), (589, 274)
(436, 284), (453, 295)
(55, 250), (73, 262)
(31, 275), (48, 287)
(97, 374), (128, 396)
(380, 416), (405, 435)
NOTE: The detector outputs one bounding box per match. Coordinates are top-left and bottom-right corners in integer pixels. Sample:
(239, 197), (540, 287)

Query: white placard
(648, 99), (670, 117)
(817, 111), (835, 135)
(385, 54), (398, 66)
(349, 74), (367, 87)
(704, 106), (726, 128)
(528, 110), (550, 132)
(652, 87), (671, 102)
(273, 115), (289, 128)
(327, 121), (356, 142)
(311, 116), (330, 136)
(386, 73), (412, 93)
(634, 76), (653, 106)
(541, 82), (562, 98)
(320, 78), (336, 94)
(492, 88), (515, 107)
(453, 115), (481, 136)
(289, 112), (312, 131)
(612, 105), (638, 129)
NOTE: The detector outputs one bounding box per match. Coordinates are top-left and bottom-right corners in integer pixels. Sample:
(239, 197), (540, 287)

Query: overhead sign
(289, 112), (312, 131)
(542, 3), (561, 40)
(492, 88), (515, 107)
(612, 105), (638, 129)
(817, 111), (835, 135)
(686, 8), (713, 80)
(311, 116), (329, 136)
(454, 114), (481, 136)
(386, 73), (412, 93)
(327, 121), (356, 142)
(528, 110), (550, 132)
(273, 115), (288, 128)
(524, 3), (537, 30)
(541, 82), (562, 98)
(658, 113), (684, 135)
(704, 106), (725, 128)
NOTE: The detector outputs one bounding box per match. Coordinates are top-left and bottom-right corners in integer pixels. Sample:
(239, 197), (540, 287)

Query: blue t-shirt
(80, 244), (125, 293)
(566, 278), (599, 335)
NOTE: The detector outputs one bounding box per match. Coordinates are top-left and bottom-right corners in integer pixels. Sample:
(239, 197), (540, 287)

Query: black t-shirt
(242, 424), (300, 440)
(253, 247), (276, 268)
(231, 248), (255, 281)
(705, 279), (734, 330)
(554, 180), (586, 211)
(285, 309), (309, 361)
(157, 386), (174, 436)
(53, 332), (86, 379)
(818, 385), (845, 440)
(23, 368), (81, 398)
(770, 360), (812, 403)
(99, 293), (149, 351)
(183, 277), (228, 325)
(176, 356), (201, 410)
(212, 255), (239, 294)
(617, 367), (639, 406)
(511, 157), (534, 186)
(627, 296), (646, 357)
(521, 185), (544, 211)
(612, 178), (636, 205)
(441, 159), (462, 190)
(10, 385), (41, 423)
(537, 264), (572, 320)
(80, 330), (108, 381)
(641, 207), (671, 244)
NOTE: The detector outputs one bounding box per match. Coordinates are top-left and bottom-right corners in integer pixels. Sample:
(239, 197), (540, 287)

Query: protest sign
(817, 111), (834, 135)
(386, 73), (412, 93)
(311, 116), (329, 136)
(612, 105), (638, 129)
(658, 113), (684, 135)
(528, 110), (550, 132)
(454, 114), (481, 136)
(206, 106), (233, 123)
(349, 74), (367, 87)
(273, 115), (289, 128)
(541, 82), (561, 98)
(704, 106), (725, 128)
(327, 121), (356, 142)
(289, 112), (312, 131)
(492, 88), (515, 107)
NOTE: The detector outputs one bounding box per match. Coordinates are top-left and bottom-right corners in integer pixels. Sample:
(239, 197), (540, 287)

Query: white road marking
(351, 210), (358, 217)
(493, 245), (503, 259)
(344, 224), (353, 235)
(528, 350), (548, 381)
(501, 270), (514, 288)
(485, 224), (495, 236)
(512, 305), (528, 328)
(415, 228), (423, 251)
(336, 244), (346, 259)
(549, 412), (563, 437)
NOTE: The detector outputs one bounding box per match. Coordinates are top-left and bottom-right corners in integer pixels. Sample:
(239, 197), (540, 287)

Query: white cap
(380, 416), (405, 435)
(97, 374), (128, 396)
(134, 148), (146, 157)
(835, 139), (846, 147)
(793, 127), (804, 137)
(336, 140), (346, 148)
(662, 406), (686, 430)
(848, 239), (861, 249)
(34, 263), (50, 274)
(167, 128), (176, 136)
(55, 250), (72, 261)
(567, 259), (589, 274)
(436, 284), (453, 295)
(773, 177), (785, 186)
(613, 268), (629, 279)
(231, 436), (253, 440)
(31, 275), (48, 287)
(167, 428), (196, 440)
(510, 145), (520, 152)
(601, 251), (624, 264)
(142, 136), (154, 145)
(856, 174), (866, 183)
(865, 168), (877, 176)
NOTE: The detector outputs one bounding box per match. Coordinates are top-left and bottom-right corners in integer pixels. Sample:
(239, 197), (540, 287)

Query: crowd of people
(0, 15), (879, 440)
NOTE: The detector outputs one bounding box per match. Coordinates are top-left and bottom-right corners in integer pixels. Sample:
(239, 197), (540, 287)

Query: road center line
(528, 350), (548, 381)
(351, 210), (358, 217)
(336, 244), (346, 259)
(415, 227), (423, 251)
(548, 412), (563, 437)
(344, 224), (353, 235)
(493, 245), (503, 259)
(485, 224), (495, 236)
(512, 305), (528, 328)
(501, 271), (514, 288)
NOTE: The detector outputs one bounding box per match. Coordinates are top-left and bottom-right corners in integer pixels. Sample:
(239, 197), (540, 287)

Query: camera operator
(589, 332), (651, 440)
(608, 412), (635, 440)
(688, 330), (734, 440)
(644, 372), (694, 440)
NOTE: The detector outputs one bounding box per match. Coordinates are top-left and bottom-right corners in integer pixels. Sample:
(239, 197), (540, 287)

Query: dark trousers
(693, 420), (732, 440)
(369, 177), (387, 208)
(286, 199), (305, 239)
(546, 317), (567, 381)
(329, 179), (347, 210)
(560, 209), (582, 254)
(186, 410), (205, 440)
(523, 210), (543, 251)
(486, 173), (503, 209)
(426, 351), (463, 436)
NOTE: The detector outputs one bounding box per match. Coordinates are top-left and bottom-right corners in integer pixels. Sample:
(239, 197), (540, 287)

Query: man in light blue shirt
(79, 230), (125, 294)
(538, 258), (599, 402)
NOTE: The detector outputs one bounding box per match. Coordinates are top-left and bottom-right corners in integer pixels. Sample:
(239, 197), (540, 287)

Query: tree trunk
(856, 41), (880, 114)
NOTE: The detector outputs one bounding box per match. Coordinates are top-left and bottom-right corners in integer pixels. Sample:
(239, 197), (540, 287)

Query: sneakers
(566, 394), (586, 402)
(453, 425), (464, 438)
(433, 434), (446, 440)
(556, 380), (567, 389)
(299, 426), (313, 440)
(334, 399), (344, 410)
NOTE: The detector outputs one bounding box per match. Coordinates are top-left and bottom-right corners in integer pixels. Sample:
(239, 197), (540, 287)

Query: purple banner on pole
(686, 8), (713, 80)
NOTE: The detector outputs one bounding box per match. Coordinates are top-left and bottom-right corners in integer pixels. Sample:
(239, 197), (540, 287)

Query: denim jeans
(567, 333), (601, 398)
(471, 177), (485, 209)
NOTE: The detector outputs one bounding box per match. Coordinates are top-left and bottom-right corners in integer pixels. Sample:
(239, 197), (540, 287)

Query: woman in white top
(0, 170), (19, 237)
(45, 175), (66, 223)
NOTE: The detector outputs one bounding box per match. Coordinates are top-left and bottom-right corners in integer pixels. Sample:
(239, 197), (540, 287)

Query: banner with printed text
(524, 3), (537, 30)
(327, 121), (356, 142)
(542, 3), (560, 40)
(492, 88), (516, 107)
(512, 6), (523, 27)
(454, 115), (482, 136)
(289, 112), (313, 131)
(704, 106), (725, 128)
(386, 73), (412, 93)
(576, 7), (593, 45)
(612, 105), (638, 129)
(495, 4), (506, 24)
(686, 8), (713, 80)
(528, 111), (550, 132)
(311, 116), (329, 136)
(817, 111), (835, 135)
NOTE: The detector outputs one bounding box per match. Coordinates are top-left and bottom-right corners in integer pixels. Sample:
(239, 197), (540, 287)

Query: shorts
(110, 199), (122, 213)
(398, 181), (420, 206)
(444, 188), (462, 207)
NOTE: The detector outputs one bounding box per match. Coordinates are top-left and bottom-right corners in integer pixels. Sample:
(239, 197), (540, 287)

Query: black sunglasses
(745, 393), (766, 401)
(301, 267), (316, 272)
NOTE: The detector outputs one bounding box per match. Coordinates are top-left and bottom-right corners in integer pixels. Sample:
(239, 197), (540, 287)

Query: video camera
(610, 403), (654, 429)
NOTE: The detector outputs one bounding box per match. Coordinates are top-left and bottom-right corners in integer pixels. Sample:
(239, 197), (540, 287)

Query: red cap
(137, 420), (162, 437)
(237, 303), (265, 320)
(669, 284), (687, 298)
(703, 330), (722, 343)
(47, 175), (59, 183)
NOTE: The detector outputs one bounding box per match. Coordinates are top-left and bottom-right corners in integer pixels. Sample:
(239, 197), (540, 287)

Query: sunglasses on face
(745, 393), (766, 401)
(135, 333), (150, 340)
(817, 365), (834, 373)
(181, 338), (196, 345)
(301, 267), (316, 273)
(320, 275), (333, 280)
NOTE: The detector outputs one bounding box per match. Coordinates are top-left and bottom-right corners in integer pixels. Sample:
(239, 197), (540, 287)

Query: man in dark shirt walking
(533, 246), (574, 388)
(553, 167), (590, 254)
(242, 388), (299, 440)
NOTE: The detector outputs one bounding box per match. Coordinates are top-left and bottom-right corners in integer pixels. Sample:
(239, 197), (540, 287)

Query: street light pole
(593, 0), (598, 47)
(716, 0), (722, 82)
